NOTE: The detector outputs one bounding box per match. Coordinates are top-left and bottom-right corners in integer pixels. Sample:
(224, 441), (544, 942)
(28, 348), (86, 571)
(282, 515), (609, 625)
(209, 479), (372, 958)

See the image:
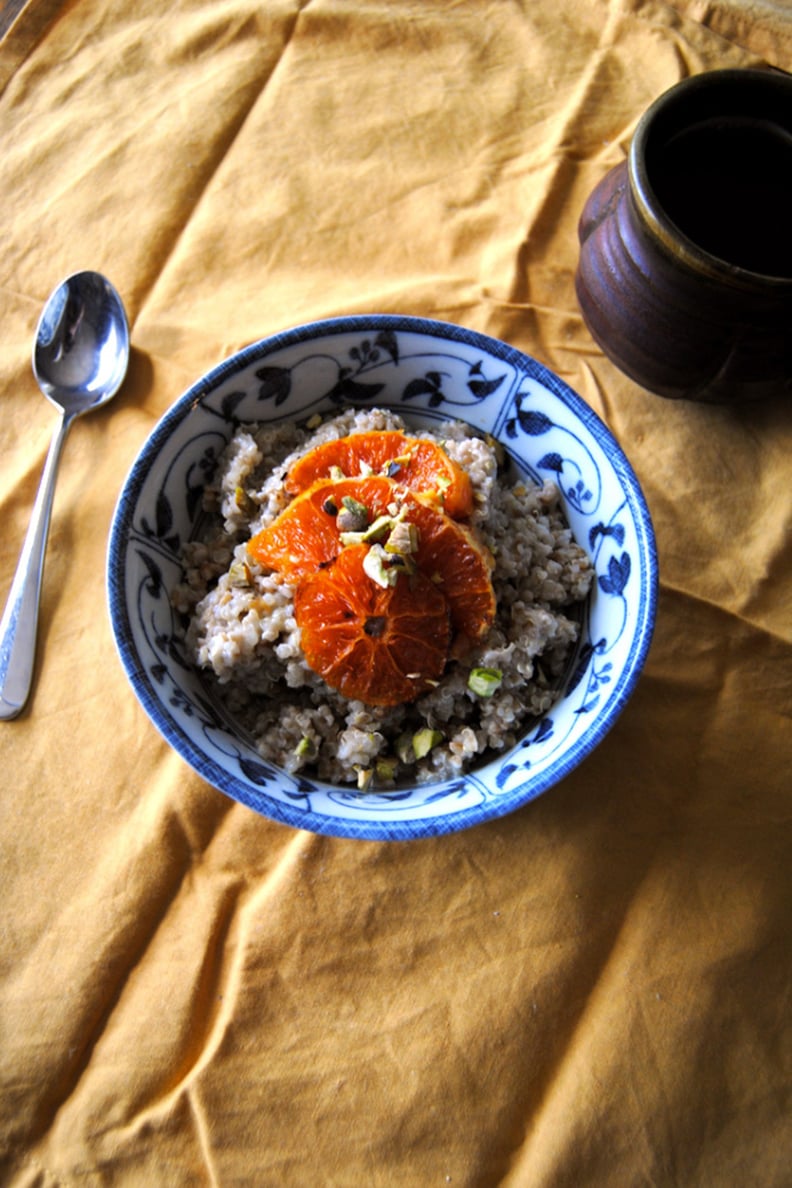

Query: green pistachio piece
(356, 766), (374, 792)
(339, 513), (395, 548)
(336, 495), (370, 533)
(228, 559), (253, 587)
(412, 727), (443, 759)
(293, 735), (316, 760)
(396, 732), (415, 765)
(234, 485), (256, 515)
(375, 757), (398, 782)
(363, 543), (399, 588)
(384, 520), (419, 555)
(468, 667), (503, 697)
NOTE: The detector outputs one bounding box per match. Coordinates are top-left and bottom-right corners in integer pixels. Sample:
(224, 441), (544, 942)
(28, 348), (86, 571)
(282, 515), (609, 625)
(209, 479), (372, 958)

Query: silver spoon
(0, 271), (130, 720)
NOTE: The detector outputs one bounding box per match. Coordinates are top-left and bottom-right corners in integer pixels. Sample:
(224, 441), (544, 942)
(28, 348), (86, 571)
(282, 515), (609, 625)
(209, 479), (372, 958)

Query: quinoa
(172, 408), (594, 787)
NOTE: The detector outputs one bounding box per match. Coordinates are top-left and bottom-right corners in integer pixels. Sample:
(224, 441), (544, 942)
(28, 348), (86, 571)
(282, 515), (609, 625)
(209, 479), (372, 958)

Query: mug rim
(628, 68), (792, 290)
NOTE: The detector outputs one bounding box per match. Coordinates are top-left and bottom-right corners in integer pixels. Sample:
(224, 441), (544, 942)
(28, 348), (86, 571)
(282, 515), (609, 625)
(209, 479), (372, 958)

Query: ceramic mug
(576, 69), (792, 403)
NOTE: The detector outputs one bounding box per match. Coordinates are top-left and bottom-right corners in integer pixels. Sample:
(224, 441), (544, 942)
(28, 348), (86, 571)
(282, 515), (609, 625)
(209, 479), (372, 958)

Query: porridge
(172, 408), (593, 787)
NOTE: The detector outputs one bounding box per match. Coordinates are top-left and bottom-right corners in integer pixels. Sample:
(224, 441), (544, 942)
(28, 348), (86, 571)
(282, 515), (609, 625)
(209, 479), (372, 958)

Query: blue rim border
(107, 314), (658, 841)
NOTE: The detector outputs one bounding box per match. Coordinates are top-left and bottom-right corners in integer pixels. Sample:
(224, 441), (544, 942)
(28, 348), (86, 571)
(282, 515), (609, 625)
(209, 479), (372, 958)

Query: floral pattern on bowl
(107, 316), (657, 840)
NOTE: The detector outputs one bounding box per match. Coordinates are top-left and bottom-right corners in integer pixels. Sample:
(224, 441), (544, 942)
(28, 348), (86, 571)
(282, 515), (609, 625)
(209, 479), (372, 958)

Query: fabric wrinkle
(1, 0), (790, 1184)
(132, 5), (308, 326)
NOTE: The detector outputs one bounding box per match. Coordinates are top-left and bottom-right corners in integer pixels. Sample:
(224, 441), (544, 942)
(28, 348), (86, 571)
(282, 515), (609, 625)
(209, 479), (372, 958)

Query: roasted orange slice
(248, 477), (397, 580)
(294, 544), (451, 706)
(249, 476), (496, 649)
(285, 430), (474, 519)
(406, 496), (496, 650)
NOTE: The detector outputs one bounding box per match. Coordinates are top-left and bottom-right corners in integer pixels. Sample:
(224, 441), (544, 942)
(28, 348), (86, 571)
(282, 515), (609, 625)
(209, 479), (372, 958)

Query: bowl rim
(107, 313), (658, 840)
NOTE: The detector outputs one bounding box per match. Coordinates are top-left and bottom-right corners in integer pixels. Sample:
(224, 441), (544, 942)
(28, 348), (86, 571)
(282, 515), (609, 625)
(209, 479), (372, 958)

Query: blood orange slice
(248, 476), (496, 650)
(248, 476), (397, 580)
(285, 430), (474, 519)
(406, 495), (496, 649)
(294, 545), (451, 706)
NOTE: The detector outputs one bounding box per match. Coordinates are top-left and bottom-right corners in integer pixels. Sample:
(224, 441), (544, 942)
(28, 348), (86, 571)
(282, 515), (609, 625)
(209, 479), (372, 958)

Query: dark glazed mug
(575, 69), (792, 403)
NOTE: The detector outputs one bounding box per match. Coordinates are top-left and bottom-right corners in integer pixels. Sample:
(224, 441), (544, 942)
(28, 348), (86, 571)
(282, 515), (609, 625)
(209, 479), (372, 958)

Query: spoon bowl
(0, 270), (129, 720)
(33, 271), (129, 415)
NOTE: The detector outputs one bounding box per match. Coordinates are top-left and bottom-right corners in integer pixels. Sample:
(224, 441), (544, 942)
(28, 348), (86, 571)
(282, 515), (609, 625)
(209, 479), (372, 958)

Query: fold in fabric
(1, 1), (790, 1184)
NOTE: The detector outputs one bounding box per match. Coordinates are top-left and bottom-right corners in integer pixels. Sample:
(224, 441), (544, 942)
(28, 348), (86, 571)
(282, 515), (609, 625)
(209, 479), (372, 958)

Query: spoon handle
(0, 412), (73, 720)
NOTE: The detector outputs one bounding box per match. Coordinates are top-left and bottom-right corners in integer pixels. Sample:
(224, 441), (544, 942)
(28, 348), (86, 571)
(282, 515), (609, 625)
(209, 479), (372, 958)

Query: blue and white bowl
(107, 316), (657, 840)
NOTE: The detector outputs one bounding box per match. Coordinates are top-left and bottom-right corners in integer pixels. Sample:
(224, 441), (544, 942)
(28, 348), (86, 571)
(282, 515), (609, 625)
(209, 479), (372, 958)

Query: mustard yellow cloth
(2, 1), (790, 1184)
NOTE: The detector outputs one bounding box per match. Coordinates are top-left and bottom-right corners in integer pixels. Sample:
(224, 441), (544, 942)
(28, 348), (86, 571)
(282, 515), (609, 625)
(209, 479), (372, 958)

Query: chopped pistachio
(412, 727), (443, 759)
(329, 465), (346, 481)
(306, 413), (323, 430)
(342, 494), (368, 515)
(468, 667), (503, 697)
(294, 735), (316, 760)
(339, 512), (394, 547)
(396, 732), (415, 764)
(337, 495), (370, 533)
(362, 543), (399, 588)
(234, 485), (255, 515)
(228, 558), (253, 587)
(365, 514), (394, 540)
(384, 519), (419, 555)
(383, 449), (415, 478)
(355, 766), (374, 792)
(375, 757), (398, 782)
(322, 495), (339, 516)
